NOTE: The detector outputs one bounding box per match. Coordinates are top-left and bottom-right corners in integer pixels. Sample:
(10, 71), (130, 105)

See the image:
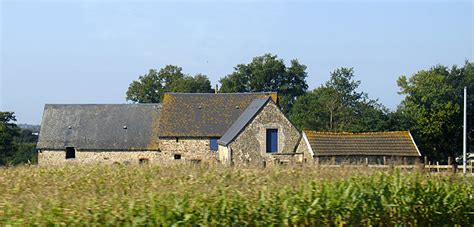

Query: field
(0, 164), (472, 226)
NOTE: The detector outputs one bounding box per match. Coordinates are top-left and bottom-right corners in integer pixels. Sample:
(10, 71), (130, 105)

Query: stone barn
(296, 131), (422, 165)
(217, 97), (302, 165)
(36, 104), (162, 165)
(158, 93), (302, 166)
(37, 92), (302, 165)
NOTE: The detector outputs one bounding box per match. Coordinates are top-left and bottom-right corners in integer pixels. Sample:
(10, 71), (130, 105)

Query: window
(139, 158), (149, 164)
(210, 138), (219, 151)
(65, 147), (75, 159)
(266, 129), (278, 153)
(174, 154), (181, 160)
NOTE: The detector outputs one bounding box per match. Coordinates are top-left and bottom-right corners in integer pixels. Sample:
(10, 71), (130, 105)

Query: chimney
(215, 84), (219, 94)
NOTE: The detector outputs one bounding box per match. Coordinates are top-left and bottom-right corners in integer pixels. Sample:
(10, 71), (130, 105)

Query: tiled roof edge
(302, 131), (314, 157)
(303, 131), (410, 136)
(408, 131), (422, 156)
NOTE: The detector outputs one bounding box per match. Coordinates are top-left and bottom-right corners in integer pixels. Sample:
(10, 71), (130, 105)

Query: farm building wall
(228, 101), (301, 166)
(295, 137), (312, 163)
(38, 150), (165, 166)
(38, 138), (219, 165)
(159, 138), (218, 163)
(218, 145), (231, 164)
(315, 155), (421, 165)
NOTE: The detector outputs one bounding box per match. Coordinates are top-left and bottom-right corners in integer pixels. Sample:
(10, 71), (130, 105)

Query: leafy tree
(126, 65), (213, 103)
(397, 61), (474, 161)
(219, 54), (308, 112)
(0, 112), (19, 165)
(290, 67), (388, 132)
(11, 128), (38, 164)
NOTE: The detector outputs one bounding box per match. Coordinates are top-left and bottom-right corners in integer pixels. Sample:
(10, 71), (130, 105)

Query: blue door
(266, 129), (278, 153)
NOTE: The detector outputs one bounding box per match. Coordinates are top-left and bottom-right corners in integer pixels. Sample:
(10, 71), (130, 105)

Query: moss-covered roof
(158, 92), (277, 137)
(304, 131), (421, 157)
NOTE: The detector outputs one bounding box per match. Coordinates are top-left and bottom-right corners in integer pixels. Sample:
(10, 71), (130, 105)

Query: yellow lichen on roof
(162, 93), (175, 106)
(147, 111), (161, 150)
(269, 93), (278, 103)
(303, 130), (420, 157)
(158, 93), (277, 137)
(304, 131), (410, 137)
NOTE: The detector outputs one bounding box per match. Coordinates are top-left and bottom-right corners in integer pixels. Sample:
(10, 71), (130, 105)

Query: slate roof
(218, 97), (271, 146)
(37, 104), (161, 150)
(158, 92), (277, 137)
(304, 131), (421, 157)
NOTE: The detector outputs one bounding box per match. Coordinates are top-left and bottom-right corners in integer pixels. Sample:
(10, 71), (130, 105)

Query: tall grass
(0, 164), (472, 225)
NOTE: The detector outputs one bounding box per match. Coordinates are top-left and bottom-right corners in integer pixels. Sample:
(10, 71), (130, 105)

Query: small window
(266, 129), (278, 153)
(174, 154), (181, 160)
(65, 147), (75, 159)
(210, 138), (219, 151)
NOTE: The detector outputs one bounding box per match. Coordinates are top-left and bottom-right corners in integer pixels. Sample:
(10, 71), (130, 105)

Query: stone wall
(159, 138), (218, 162)
(39, 138), (219, 165)
(218, 145), (230, 164)
(316, 155), (421, 165)
(295, 133), (313, 163)
(228, 101), (301, 166)
(38, 150), (166, 166)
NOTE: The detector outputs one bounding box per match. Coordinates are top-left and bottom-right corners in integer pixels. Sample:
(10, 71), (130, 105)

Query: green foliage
(219, 54), (308, 113)
(0, 112), (19, 166)
(0, 112), (38, 166)
(290, 68), (388, 132)
(126, 65), (213, 103)
(397, 61), (474, 161)
(0, 165), (472, 225)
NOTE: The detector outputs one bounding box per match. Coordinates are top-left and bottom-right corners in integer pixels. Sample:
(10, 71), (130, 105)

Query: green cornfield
(0, 164), (472, 226)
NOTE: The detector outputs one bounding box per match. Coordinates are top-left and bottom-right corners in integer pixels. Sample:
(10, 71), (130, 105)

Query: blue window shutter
(266, 129), (278, 153)
(210, 138), (219, 151)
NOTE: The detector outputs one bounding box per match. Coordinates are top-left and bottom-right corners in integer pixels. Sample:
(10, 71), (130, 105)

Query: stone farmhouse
(37, 92), (303, 165)
(296, 131), (422, 164)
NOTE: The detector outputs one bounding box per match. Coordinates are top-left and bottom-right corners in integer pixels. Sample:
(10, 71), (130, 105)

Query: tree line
(0, 54), (472, 165)
(0, 112), (38, 165)
(126, 53), (473, 162)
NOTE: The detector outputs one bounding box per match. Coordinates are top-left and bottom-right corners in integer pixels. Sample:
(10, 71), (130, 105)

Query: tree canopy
(0, 112), (19, 165)
(290, 67), (388, 132)
(396, 61), (474, 161)
(219, 54), (308, 112)
(126, 65), (213, 103)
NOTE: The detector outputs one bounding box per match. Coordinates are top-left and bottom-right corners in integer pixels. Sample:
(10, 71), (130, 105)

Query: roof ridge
(304, 131), (409, 135)
(164, 92), (277, 95)
(44, 104), (162, 106)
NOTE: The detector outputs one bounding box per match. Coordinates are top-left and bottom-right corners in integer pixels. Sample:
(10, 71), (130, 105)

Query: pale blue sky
(1, 0), (472, 124)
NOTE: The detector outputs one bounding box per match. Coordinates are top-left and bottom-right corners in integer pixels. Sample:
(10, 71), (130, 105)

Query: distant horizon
(1, 0), (472, 124)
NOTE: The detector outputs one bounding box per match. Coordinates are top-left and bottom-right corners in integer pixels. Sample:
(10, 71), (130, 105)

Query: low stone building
(37, 92), (303, 165)
(36, 104), (163, 165)
(297, 131), (422, 165)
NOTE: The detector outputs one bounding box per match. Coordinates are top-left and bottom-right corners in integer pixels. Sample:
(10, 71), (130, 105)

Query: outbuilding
(296, 131), (422, 165)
